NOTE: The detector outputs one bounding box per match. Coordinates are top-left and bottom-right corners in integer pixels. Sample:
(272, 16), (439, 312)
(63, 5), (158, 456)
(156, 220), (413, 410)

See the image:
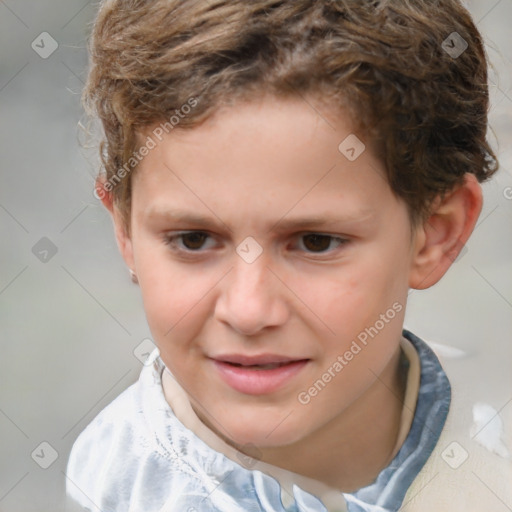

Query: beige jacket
(400, 344), (512, 512)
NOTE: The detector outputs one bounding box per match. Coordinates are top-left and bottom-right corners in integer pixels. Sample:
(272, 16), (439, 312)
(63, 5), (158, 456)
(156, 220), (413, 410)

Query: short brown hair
(85, 0), (498, 229)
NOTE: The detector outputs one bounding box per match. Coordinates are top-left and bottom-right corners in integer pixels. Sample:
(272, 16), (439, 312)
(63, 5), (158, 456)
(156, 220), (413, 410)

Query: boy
(67, 0), (512, 511)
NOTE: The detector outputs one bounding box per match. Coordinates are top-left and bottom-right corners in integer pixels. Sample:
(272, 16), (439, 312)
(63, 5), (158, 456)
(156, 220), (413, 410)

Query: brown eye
(165, 231), (214, 252)
(298, 234), (348, 254)
(180, 232), (209, 250)
(302, 234), (333, 252)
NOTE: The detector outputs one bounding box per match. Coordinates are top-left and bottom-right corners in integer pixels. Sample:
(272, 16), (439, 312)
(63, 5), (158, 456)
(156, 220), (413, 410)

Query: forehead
(132, 95), (398, 229)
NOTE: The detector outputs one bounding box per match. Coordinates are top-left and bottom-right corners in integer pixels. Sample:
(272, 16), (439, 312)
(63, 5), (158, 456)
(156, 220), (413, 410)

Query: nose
(214, 250), (289, 337)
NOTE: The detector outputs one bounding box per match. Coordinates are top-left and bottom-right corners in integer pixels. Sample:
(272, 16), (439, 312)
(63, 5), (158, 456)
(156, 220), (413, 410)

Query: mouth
(222, 361), (300, 370)
(212, 353), (308, 366)
(210, 354), (310, 395)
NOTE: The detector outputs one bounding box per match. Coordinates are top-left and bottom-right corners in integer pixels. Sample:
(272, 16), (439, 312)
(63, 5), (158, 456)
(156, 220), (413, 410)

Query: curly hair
(84, 0), (498, 230)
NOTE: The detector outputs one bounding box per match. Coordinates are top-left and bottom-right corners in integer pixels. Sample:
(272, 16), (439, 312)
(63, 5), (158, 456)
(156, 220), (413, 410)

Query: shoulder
(67, 380), (141, 460)
(402, 403), (512, 511)
(401, 333), (512, 511)
(65, 381), (148, 510)
(65, 361), (200, 512)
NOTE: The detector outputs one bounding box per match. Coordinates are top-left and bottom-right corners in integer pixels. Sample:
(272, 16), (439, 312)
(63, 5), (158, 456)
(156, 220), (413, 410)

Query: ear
(95, 177), (135, 272)
(409, 173), (483, 290)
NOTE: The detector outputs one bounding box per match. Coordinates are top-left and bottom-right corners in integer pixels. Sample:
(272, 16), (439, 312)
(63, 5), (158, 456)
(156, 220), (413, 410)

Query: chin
(224, 416), (307, 450)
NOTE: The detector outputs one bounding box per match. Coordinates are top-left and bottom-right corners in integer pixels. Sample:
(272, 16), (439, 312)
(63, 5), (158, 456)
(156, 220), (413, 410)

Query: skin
(100, 93), (482, 491)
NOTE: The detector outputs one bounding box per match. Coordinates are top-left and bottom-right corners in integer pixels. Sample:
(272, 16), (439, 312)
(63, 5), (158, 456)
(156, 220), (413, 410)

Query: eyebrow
(145, 208), (375, 232)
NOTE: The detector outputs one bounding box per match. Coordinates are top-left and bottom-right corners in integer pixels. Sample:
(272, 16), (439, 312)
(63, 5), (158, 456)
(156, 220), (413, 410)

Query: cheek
(296, 266), (378, 334)
(298, 261), (406, 356)
(133, 243), (199, 337)
(141, 275), (200, 339)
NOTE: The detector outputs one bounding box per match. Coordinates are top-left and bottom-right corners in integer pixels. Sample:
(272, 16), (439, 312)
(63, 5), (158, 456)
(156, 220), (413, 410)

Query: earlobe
(409, 174), (483, 290)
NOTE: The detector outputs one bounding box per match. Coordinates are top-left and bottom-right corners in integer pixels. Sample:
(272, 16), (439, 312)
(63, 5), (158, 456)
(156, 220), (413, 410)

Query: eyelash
(164, 231), (349, 257)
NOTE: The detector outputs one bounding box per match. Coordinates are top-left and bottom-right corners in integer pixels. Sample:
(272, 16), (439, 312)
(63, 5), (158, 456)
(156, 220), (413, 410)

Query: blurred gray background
(0, 0), (511, 511)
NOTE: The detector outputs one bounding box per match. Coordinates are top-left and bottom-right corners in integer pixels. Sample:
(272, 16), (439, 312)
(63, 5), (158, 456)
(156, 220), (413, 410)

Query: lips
(210, 354), (310, 395)
(226, 361), (292, 370)
(214, 353), (306, 367)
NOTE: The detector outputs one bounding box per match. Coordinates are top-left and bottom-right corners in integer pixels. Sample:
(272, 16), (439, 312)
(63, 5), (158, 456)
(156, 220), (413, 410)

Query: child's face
(122, 94), (421, 448)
